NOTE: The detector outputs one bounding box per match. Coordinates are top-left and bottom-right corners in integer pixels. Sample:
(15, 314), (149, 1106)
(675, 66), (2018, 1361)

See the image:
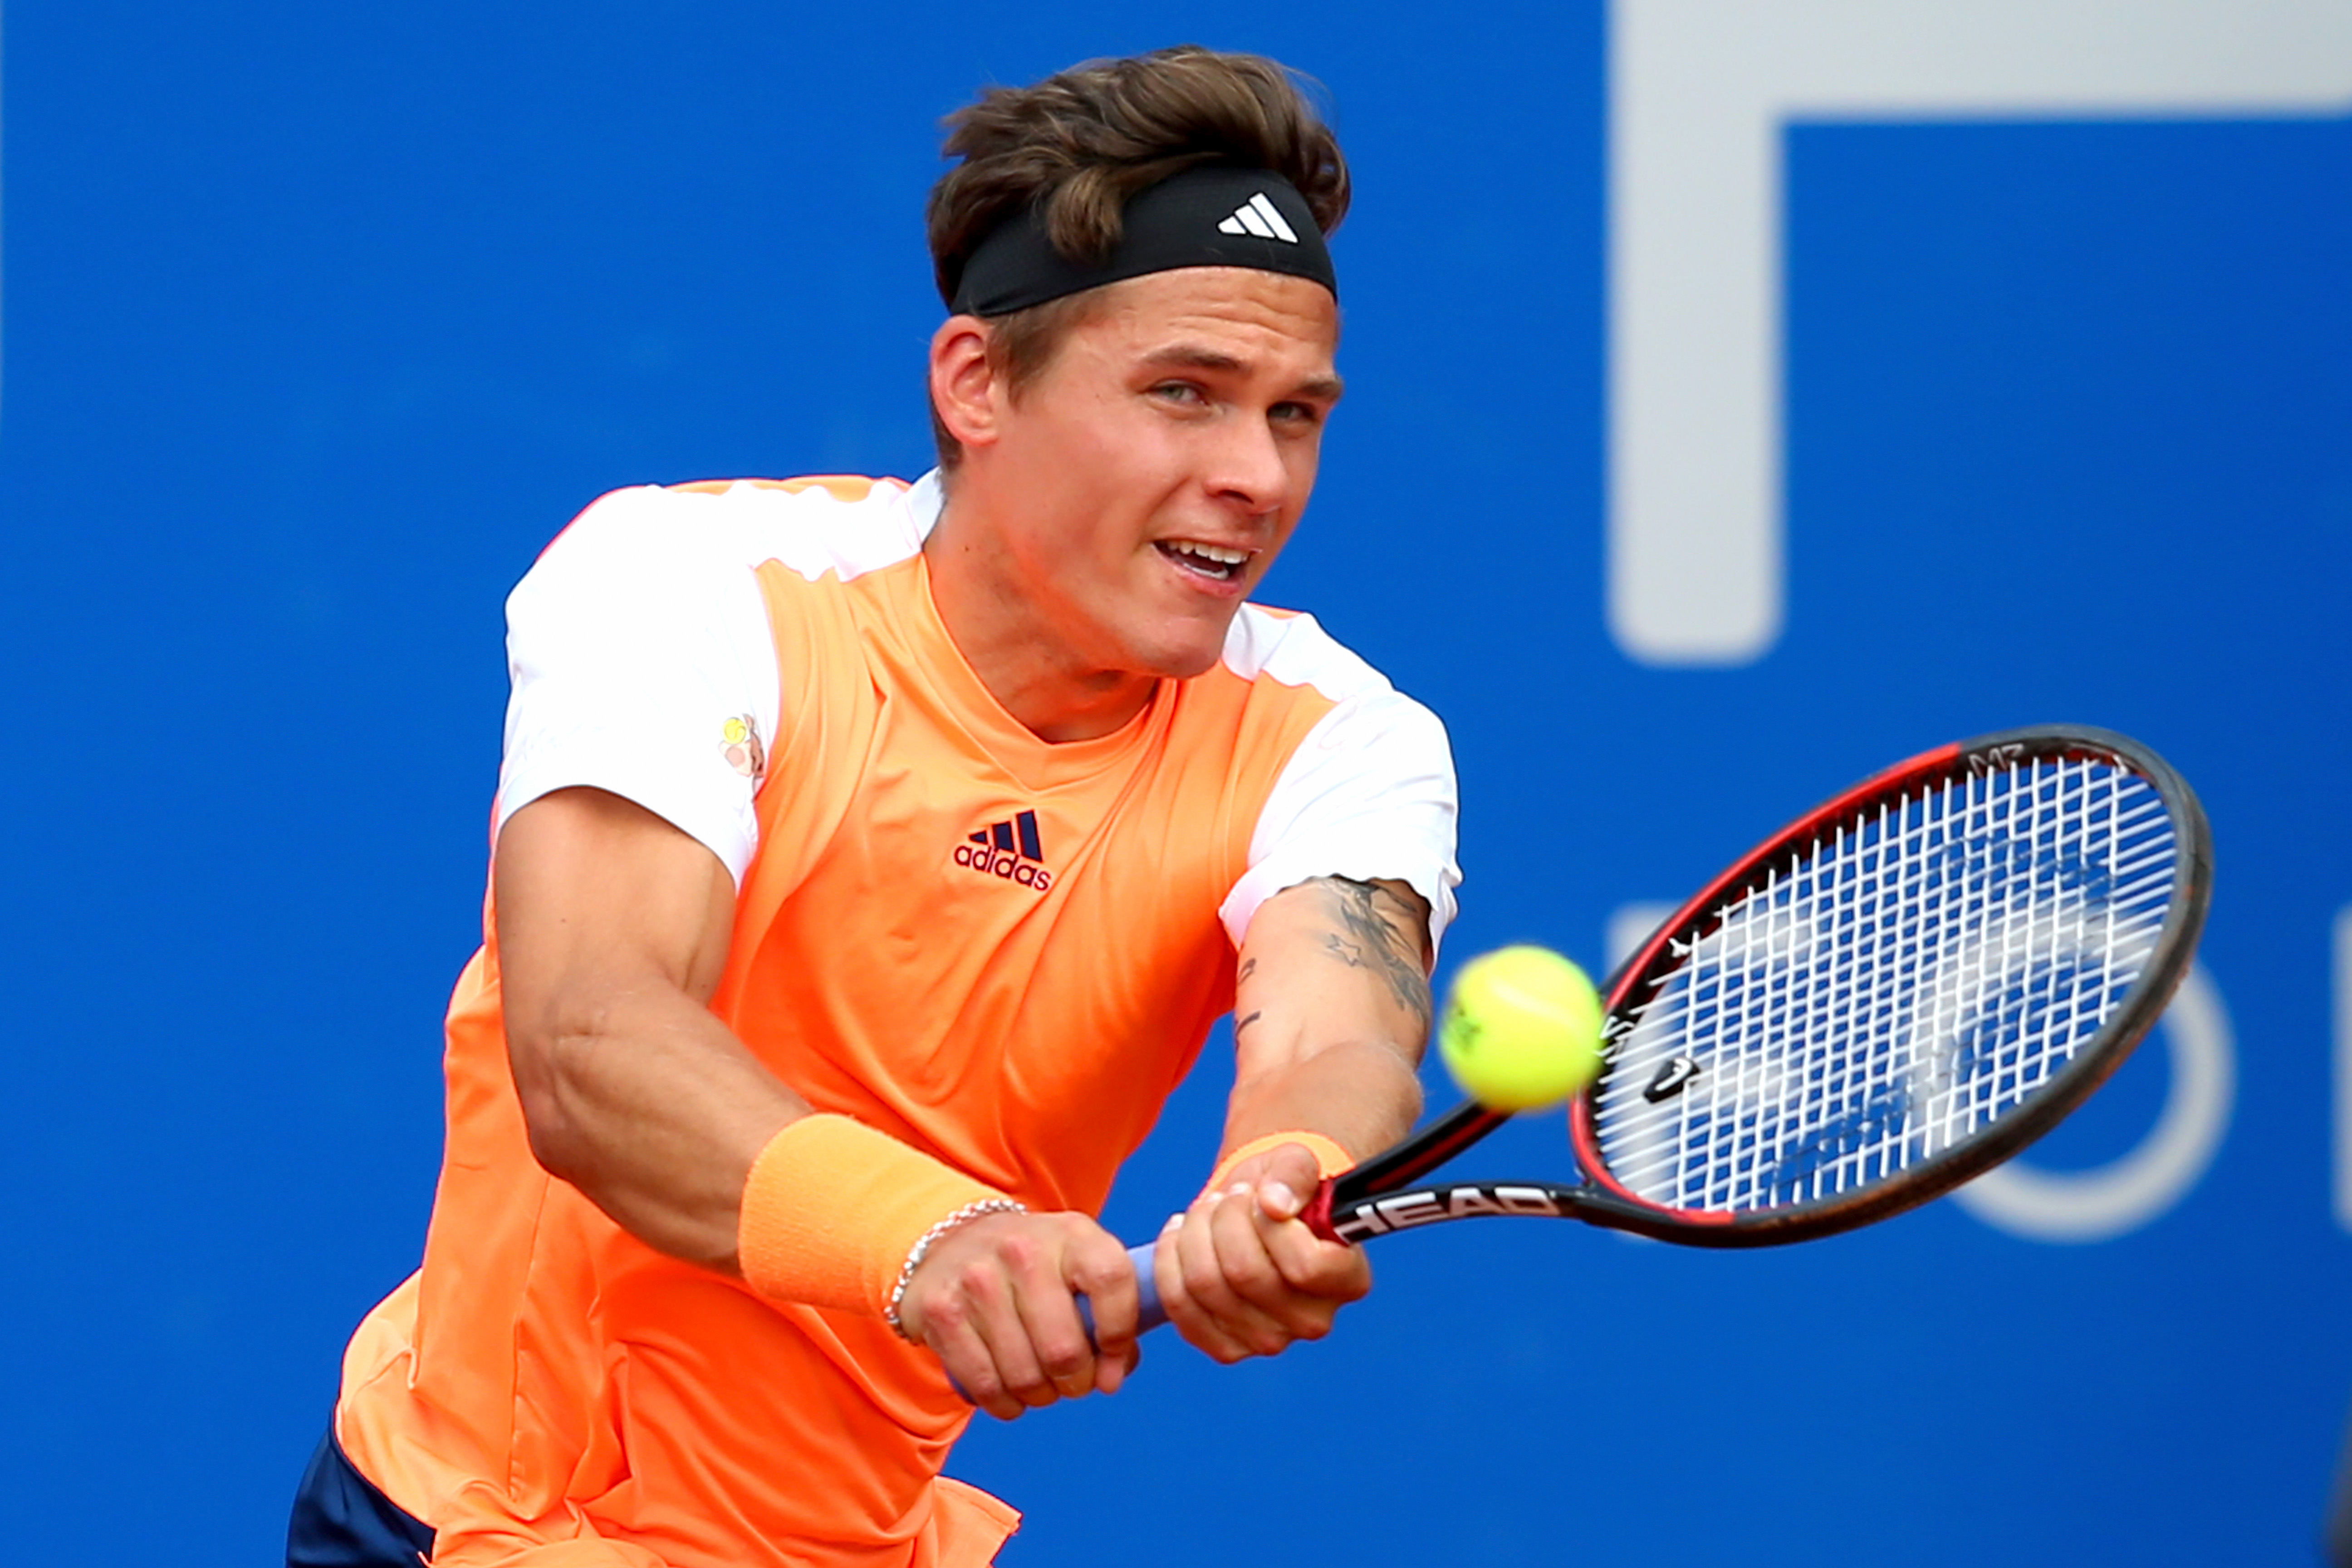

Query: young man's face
(964, 266), (1343, 682)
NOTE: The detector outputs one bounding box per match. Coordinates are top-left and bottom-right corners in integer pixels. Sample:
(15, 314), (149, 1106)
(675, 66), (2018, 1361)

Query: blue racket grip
(947, 1240), (1166, 1401)
(1076, 1241), (1170, 1339)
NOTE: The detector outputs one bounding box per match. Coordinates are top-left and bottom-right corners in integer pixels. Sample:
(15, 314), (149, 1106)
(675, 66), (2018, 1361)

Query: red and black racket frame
(1298, 724), (2214, 1250)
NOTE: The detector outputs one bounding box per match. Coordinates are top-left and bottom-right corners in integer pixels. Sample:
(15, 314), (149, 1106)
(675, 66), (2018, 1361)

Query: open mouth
(1154, 539), (1253, 583)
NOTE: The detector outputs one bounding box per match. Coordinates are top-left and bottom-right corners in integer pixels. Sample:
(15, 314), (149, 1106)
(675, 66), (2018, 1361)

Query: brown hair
(925, 45), (1350, 470)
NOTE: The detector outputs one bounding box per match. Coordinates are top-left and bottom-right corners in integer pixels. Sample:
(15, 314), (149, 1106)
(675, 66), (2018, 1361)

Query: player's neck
(924, 504), (1157, 745)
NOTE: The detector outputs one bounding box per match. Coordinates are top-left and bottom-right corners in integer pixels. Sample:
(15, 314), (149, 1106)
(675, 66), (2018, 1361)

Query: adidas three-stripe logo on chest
(949, 808), (1055, 891)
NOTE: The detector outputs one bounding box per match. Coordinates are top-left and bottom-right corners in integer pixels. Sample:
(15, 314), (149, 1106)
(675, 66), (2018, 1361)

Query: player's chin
(1133, 632), (1231, 682)
(1120, 610), (1241, 681)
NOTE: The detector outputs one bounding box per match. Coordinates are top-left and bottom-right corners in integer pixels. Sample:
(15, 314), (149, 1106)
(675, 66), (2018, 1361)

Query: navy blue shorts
(286, 1423), (436, 1568)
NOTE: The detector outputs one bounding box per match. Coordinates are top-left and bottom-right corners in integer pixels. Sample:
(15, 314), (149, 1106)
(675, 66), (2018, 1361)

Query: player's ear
(929, 316), (1003, 453)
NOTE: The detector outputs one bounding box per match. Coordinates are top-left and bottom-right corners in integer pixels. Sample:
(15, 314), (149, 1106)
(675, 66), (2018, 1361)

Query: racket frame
(1304, 723), (2213, 1250)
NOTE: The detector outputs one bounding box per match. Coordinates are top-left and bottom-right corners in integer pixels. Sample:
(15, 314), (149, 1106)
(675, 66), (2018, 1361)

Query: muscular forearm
(1220, 1035), (1422, 1170)
(1150, 877), (1438, 1365)
(496, 786), (812, 1275)
(1220, 874), (1435, 1174)
(513, 983), (809, 1273)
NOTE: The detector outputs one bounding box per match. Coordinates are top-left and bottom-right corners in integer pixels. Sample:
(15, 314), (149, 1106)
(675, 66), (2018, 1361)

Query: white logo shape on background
(1608, 0), (2352, 665)
(1219, 193), (1299, 243)
(1951, 964), (2235, 1242)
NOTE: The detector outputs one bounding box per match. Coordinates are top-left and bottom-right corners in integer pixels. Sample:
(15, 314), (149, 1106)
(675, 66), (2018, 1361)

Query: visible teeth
(1168, 541), (1249, 565)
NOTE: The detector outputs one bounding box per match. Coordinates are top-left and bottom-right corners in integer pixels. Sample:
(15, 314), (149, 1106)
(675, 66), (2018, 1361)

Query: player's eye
(1270, 400), (1325, 429)
(1150, 381), (1207, 406)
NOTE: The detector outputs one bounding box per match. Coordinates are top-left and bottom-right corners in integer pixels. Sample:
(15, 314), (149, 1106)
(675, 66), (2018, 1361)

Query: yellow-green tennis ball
(1438, 946), (1606, 1112)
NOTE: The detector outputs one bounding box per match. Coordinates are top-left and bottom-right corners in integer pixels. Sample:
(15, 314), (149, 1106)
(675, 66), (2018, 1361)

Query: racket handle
(1074, 1241), (1169, 1339)
(945, 1240), (1168, 1401)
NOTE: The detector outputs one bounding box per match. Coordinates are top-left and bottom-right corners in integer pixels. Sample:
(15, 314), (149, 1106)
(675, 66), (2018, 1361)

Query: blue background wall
(1, 4), (2347, 1564)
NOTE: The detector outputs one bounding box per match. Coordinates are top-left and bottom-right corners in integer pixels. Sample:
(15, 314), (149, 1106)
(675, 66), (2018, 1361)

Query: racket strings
(1593, 757), (2178, 1214)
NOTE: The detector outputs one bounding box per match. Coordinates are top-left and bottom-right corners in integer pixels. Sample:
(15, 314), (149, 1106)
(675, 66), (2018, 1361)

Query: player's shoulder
(1218, 603), (1400, 708)
(1205, 603), (1452, 767)
(537, 470), (938, 585)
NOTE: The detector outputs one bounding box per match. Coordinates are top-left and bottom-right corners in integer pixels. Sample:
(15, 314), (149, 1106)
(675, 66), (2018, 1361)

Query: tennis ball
(1437, 946), (1606, 1112)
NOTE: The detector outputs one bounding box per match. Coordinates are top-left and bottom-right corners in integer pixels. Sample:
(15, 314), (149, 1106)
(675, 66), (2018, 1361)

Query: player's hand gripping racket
(1104, 723), (2211, 1334)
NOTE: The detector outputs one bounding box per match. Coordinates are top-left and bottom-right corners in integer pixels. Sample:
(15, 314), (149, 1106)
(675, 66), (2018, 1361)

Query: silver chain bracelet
(884, 1198), (1028, 1339)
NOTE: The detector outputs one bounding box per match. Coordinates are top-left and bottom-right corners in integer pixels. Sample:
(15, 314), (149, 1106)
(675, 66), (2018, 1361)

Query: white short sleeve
(1218, 686), (1462, 951)
(494, 486), (782, 886)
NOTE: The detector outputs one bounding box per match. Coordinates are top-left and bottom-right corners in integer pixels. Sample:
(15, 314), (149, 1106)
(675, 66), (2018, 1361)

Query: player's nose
(1203, 409), (1292, 518)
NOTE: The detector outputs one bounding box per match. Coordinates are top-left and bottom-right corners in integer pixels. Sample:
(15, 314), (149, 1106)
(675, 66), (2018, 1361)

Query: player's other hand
(1155, 1140), (1370, 1364)
(896, 1210), (1142, 1421)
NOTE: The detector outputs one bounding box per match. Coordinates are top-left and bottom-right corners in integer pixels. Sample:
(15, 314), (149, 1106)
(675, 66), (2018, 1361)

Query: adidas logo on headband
(1217, 192), (1300, 244)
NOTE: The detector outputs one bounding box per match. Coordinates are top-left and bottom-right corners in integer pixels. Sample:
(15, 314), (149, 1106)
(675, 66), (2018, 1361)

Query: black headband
(947, 165), (1337, 316)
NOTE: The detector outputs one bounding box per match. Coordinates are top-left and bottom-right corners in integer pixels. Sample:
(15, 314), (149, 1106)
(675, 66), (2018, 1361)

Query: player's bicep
(1230, 875), (1434, 1083)
(494, 786), (740, 1069)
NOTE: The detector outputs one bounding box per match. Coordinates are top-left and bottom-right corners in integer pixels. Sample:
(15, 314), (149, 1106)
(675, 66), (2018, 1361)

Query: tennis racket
(1113, 722), (2211, 1332)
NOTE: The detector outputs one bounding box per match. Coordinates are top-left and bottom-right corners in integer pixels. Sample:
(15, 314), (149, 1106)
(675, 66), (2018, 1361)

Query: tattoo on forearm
(1308, 877), (1434, 1038)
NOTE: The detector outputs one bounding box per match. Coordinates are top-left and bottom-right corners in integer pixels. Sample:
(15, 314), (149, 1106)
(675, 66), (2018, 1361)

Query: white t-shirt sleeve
(1218, 687), (1462, 952)
(494, 486), (782, 886)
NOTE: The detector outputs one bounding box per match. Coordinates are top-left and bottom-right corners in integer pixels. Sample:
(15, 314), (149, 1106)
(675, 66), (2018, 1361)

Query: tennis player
(288, 44), (1459, 1568)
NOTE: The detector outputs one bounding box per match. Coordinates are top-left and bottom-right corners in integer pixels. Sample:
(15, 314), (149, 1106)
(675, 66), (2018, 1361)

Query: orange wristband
(1205, 1130), (1357, 1194)
(737, 1114), (1009, 1316)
